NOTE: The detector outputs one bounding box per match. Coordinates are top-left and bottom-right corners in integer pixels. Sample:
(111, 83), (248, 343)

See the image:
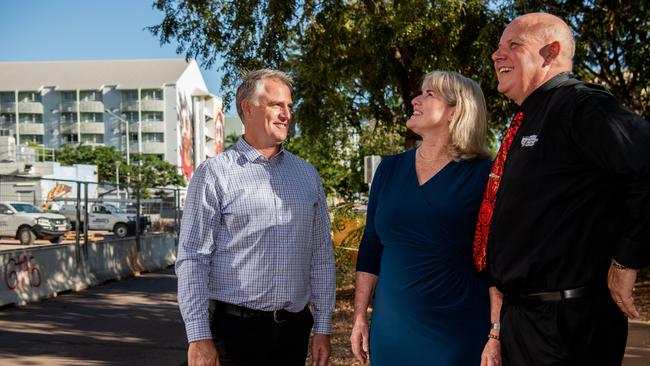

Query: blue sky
(0, 0), (236, 115)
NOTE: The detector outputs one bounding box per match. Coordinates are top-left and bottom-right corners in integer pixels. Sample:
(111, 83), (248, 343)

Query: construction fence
(0, 173), (186, 245)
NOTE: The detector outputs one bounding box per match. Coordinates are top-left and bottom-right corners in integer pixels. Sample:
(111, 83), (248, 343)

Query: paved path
(0, 268), (186, 366)
(626, 321), (650, 366)
(0, 267), (648, 365)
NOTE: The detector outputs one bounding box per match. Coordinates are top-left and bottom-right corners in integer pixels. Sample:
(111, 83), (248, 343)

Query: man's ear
(241, 99), (251, 118)
(540, 41), (561, 66)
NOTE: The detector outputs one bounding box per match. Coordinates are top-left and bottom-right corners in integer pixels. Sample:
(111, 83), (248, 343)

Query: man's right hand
(188, 339), (219, 366)
(350, 318), (370, 365)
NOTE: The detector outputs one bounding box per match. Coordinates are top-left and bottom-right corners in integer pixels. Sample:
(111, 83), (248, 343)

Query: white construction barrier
(0, 233), (177, 306)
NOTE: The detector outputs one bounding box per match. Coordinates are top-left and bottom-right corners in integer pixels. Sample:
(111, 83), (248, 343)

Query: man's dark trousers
(500, 291), (627, 366)
(209, 302), (314, 366)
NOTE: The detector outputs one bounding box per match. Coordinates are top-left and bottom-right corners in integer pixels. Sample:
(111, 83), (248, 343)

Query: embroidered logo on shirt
(521, 135), (538, 147)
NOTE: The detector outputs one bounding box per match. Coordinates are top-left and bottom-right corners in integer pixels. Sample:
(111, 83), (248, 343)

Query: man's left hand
(311, 334), (331, 366)
(608, 262), (640, 319)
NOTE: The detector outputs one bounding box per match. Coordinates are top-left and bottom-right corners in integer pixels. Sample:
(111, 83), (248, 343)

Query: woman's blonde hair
(421, 70), (491, 161)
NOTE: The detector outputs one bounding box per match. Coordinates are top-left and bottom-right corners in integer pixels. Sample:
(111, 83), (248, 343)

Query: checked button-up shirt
(176, 137), (336, 343)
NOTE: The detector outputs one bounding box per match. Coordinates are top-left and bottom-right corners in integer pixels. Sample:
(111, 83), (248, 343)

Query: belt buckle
(273, 310), (286, 324)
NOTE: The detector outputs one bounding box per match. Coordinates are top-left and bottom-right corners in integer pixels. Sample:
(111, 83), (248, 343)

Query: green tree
(510, 0), (650, 120)
(285, 120), (405, 199)
(56, 145), (124, 183)
(224, 131), (240, 148)
(149, 0), (509, 145)
(56, 145), (185, 189)
(130, 153), (186, 188)
(149, 0), (510, 197)
(150, 0), (649, 197)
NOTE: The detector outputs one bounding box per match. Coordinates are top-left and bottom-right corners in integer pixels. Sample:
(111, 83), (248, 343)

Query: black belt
(210, 300), (308, 323)
(505, 286), (597, 304)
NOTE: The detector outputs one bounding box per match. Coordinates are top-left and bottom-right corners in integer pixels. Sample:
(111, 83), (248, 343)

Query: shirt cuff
(312, 311), (332, 335)
(184, 319), (213, 343)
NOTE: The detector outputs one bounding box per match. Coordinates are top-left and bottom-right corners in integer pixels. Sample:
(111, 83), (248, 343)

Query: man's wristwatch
(490, 322), (500, 331)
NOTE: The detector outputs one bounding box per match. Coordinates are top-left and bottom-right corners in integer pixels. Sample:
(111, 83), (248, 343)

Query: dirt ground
(321, 279), (650, 366)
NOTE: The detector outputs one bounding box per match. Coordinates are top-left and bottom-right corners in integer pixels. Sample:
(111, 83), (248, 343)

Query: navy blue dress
(356, 149), (491, 366)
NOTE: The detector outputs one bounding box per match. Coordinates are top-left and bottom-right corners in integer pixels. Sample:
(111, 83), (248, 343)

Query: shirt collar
(521, 72), (573, 112)
(235, 136), (285, 163)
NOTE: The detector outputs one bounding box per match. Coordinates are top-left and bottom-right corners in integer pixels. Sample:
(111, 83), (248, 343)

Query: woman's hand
(350, 317), (370, 365)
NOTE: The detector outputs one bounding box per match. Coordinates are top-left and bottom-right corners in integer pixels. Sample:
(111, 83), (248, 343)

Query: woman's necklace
(417, 147), (449, 163)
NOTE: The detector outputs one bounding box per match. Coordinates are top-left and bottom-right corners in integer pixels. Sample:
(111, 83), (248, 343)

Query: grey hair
(235, 69), (294, 120)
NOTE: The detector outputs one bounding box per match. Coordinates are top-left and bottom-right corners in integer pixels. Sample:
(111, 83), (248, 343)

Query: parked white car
(59, 203), (145, 238)
(0, 202), (70, 245)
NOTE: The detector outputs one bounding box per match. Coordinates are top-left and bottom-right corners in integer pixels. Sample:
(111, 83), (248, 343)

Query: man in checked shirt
(176, 69), (335, 366)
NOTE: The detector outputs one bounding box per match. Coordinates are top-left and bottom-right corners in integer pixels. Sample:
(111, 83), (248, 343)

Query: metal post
(135, 183), (141, 251)
(174, 188), (180, 243)
(75, 182), (81, 263)
(83, 183), (89, 258)
(115, 161), (120, 202)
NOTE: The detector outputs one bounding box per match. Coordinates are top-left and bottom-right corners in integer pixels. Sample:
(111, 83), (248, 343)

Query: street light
(105, 109), (130, 165)
(115, 160), (121, 200)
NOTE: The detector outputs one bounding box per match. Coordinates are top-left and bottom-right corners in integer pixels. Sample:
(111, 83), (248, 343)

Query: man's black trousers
(208, 302), (313, 366)
(500, 291), (627, 366)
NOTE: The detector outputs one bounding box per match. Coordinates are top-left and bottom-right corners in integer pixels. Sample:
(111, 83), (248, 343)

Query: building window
(141, 89), (163, 100)
(1, 113), (16, 124)
(19, 135), (43, 145)
(0, 92), (14, 103)
(81, 134), (104, 144)
(61, 112), (77, 123)
(63, 134), (78, 144)
(121, 90), (138, 101)
(80, 113), (103, 123)
(130, 133), (138, 142)
(123, 112), (138, 123)
(79, 90), (102, 102)
(142, 111), (163, 122)
(18, 91), (41, 103)
(61, 91), (76, 102)
(142, 133), (164, 142)
(19, 114), (43, 124)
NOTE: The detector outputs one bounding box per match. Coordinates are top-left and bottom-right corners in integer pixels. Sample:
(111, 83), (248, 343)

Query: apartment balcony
(129, 121), (165, 133)
(0, 102), (16, 113)
(0, 124), (15, 134)
(121, 100), (139, 112)
(140, 99), (164, 111)
(78, 100), (104, 113)
(18, 123), (45, 135)
(141, 142), (165, 155)
(79, 122), (105, 134)
(60, 123), (77, 134)
(61, 101), (77, 113)
(17, 102), (44, 114)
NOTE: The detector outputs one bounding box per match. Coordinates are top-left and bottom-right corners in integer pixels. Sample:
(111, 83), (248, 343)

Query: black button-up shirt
(488, 73), (650, 295)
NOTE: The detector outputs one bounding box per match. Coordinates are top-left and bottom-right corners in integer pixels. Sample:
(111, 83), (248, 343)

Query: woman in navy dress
(350, 71), (492, 365)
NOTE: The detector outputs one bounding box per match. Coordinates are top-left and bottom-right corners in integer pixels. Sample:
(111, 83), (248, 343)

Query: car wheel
(49, 236), (63, 244)
(113, 223), (128, 238)
(17, 226), (36, 245)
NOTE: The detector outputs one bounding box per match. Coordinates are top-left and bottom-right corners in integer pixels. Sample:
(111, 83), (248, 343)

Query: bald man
(478, 12), (650, 366)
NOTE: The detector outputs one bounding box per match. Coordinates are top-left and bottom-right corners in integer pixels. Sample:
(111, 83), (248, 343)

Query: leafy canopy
(56, 145), (185, 189)
(150, 0), (649, 197)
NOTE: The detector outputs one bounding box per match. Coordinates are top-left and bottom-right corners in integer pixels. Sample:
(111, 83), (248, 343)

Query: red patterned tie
(473, 111), (525, 271)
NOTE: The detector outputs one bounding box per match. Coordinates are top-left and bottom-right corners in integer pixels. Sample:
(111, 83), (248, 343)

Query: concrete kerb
(0, 233), (177, 306)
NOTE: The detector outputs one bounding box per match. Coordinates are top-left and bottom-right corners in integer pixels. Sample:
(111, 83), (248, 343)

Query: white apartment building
(0, 59), (228, 181)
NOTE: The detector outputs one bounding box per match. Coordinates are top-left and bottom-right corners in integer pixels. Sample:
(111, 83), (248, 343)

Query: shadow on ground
(0, 267), (186, 366)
